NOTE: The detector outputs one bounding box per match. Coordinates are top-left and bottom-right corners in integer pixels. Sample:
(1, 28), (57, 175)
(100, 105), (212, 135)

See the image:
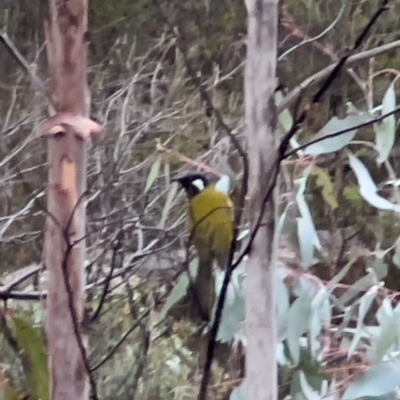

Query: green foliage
(3, 0), (400, 398)
(0, 313), (48, 400)
(12, 316), (49, 400)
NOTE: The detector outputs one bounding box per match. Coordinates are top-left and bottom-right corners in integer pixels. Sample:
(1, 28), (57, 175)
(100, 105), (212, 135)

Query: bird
(174, 173), (235, 321)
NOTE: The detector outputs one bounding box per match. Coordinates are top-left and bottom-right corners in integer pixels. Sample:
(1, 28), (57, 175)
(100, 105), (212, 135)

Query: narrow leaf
(230, 383), (247, 400)
(287, 293), (312, 365)
(164, 160), (171, 185)
(327, 253), (361, 288)
(372, 304), (400, 362)
(374, 83), (397, 164)
(295, 175), (322, 251)
(303, 113), (372, 156)
(299, 371), (322, 400)
(348, 286), (378, 358)
(347, 152), (400, 212)
(297, 217), (314, 269)
(144, 157), (162, 193)
(277, 273), (290, 339)
(276, 90), (293, 134)
(344, 359), (400, 400)
(159, 259), (199, 321)
(392, 236), (400, 268)
(159, 184), (179, 228)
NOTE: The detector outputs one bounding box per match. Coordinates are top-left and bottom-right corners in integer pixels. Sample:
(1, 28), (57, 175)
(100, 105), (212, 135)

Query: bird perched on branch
(174, 173), (235, 321)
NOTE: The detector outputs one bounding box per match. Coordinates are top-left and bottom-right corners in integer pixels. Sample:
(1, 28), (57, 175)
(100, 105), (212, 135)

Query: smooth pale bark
(43, 1), (97, 399)
(244, 0), (279, 400)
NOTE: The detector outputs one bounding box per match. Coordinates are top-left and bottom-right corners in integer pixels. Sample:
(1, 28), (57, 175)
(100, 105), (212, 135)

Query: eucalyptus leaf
(297, 217), (315, 269)
(230, 383), (247, 400)
(276, 89), (294, 134)
(159, 184), (178, 228)
(376, 298), (393, 326)
(277, 272), (290, 340)
(164, 160), (171, 184)
(347, 152), (400, 212)
(309, 288), (331, 357)
(392, 236), (400, 268)
(303, 113), (372, 156)
(215, 265), (245, 307)
(367, 391), (399, 400)
(344, 359), (400, 400)
(287, 292), (312, 365)
(338, 273), (375, 306)
(348, 286), (378, 358)
(214, 266), (245, 342)
(327, 253), (361, 288)
(144, 157), (162, 193)
(309, 310), (322, 358)
(216, 294), (245, 343)
(374, 83), (397, 164)
(278, 201), (294, 233)
(159, 259), (199, 320)
(295, 175), (322, 252)
(312, 288), (331, 327)
(372, 304), (400, 362)
(299, 371), (322, 400)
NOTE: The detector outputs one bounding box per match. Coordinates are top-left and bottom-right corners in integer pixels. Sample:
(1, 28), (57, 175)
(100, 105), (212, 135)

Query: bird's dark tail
(188, 258), (215, 322)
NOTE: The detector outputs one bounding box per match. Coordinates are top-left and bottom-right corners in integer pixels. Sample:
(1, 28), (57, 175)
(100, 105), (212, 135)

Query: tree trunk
(244, 0), (279, 399)
(43, 1), (101, 399)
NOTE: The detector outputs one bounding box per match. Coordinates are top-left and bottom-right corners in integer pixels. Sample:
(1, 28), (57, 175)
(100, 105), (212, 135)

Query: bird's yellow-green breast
(188, 186), (234, 265)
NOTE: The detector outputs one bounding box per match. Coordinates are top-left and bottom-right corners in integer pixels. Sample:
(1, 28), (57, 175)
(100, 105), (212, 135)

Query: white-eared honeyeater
(174, 173), (234, 320)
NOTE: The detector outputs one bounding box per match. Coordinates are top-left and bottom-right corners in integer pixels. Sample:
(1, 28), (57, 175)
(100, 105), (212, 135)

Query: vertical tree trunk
(43, 1), (100, 399)
(244, 0), (279, 399)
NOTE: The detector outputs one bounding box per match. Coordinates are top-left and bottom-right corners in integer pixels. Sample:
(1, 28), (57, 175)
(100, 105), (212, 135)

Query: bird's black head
(174, 173), (209, 199)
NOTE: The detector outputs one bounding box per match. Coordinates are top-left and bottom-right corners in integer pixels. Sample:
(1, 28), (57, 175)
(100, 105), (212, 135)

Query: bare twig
(0, 31), (51, 107)
(279, 2), (347, 61)
(279, 38), (400, 113)
(90, 309), (150, 372)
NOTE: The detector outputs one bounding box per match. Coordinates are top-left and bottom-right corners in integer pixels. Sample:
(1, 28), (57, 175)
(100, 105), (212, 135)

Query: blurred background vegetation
(1, 0), (400, 399)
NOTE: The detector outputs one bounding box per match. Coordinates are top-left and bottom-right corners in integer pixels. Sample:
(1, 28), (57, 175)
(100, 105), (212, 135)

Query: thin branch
(0, 265), (42, 293)
(279, 38), (400, 114)
(281, 6), (366, 96)
(90, 233), (123, 323)
(279, 2), (347, 61)
(90, 309), (150, 372)
(0, 31), (52, 107)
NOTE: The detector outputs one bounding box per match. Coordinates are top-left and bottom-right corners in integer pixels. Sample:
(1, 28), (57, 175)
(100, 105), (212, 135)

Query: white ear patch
(214, 175), (231, 194)
(192, 178), (205, 191)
